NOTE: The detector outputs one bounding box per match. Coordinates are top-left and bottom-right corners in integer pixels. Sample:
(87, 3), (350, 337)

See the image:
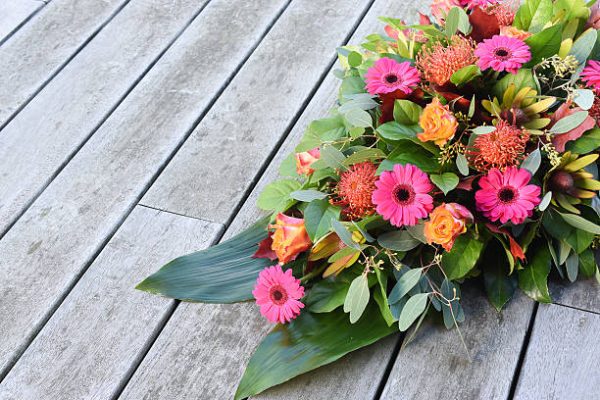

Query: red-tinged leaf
(486, 223), (526, 262)
(253, 233), (277, 261)
(551, 102), (597, 152)
(469, 7), (500, 42)
(456, 175), (477, 191)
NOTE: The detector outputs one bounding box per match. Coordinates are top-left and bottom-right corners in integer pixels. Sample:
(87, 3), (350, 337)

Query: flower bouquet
(138, 0), (600, 397)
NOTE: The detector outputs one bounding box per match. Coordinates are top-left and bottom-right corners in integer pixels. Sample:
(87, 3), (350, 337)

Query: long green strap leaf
(234, 302), (397, 400)
(136, 216), (272, 303)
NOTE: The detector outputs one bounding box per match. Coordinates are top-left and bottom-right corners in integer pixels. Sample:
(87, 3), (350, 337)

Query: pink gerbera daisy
(372, 163), (434, 227)
(365, 58), (420, 95)
(252, 265), (304, 324)
(475, 35), (531, 74)
(581, 60), (600, 90)
(475, 167), (541, 225)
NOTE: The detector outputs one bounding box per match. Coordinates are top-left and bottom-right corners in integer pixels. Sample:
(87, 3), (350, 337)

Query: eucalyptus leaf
(331, 219), (361, 250)
(456, 153), (470, 176)
(472, 125), (497, 135)
(304, 199), (341, 241)
(398, 293), (429, 331)
(565, 252), (579, 282)
(574, 89), (595, 110)
(569, 28), (597, 64)
(558, 211), (600, 234)
(290, 190), (328, 202)
(550, 111), (589, 134)
(344, 275), (370, 323)
(378, 230), (421, 251)
(521, 149), (541, 175)
(388, 268), (423, 304)
(137, 216), (272, 303)
(538, 191), (552, 211)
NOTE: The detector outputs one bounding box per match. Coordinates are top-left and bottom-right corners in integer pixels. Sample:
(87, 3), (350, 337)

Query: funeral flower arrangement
(138, 0), (600, 397)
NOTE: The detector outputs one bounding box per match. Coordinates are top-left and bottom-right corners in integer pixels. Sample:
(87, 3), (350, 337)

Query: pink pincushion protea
(475, 167), (541, 225)
(475, 35), (531, 74)
(252, 265), (305, 324)
(372, 163), (434, 227)
(581, 60), (600, 90)
(365, 58), (420, 95)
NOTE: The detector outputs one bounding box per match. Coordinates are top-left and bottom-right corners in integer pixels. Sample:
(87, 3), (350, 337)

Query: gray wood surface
(0, 0), (43, 44)
(380, 288), (534, 400)
(551, 279), (600, 314)
(0, 207), (222, 400)
(0, 0), (210, 235)
(0, 0), (287, 378)
(513, 304), (600, 400)
(0, 0), (128, 127)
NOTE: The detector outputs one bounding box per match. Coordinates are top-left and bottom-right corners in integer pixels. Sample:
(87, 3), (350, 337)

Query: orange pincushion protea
(416, 35), (477, 87)
(331, 162), (378, 220)
(466, 120), (529, 172)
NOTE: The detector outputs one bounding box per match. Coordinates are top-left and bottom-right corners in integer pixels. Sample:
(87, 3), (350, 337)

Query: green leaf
(456, 153), (470, 176)
(514, 0), (553, 33)
(304, 199), (341, 241)
(566, 127), (600, 154)
(393, 100), (422, 125)
(136, 216), (272, 303)
(378, 142), (441, 174)
(339, 76), (366, 100)
(234, 302), (396, 400)
(374, 267), (396, 326)
(344, 275), (370, 323)
(518, 241), (552, 303)
(440, 279), (464, 328)
(377, 121), (421, 142)
(257, 179), (301, 211)
(378, 230), (421, 251)
(558, 211), (600, 234)
(472, 125), (497, 135)
(320, 145), (346, 170)
(520, 149), (541, 175)
(342, 148), (386, 167)
(305, 280), (349, 313)
(348, 51), (362, 67)
(569, 28), (597, 64)
(441, 234), (485, 280)
(430, 172), (459, 195)
(550, 111), (589, 134)
(445, 7), (470, 37)
(388, 268), (423, 304)
(483, 244), (517, 311)
(543, 209), (594, 253)
(525, 24), (563, 65)
(565, 252), (579, 282)
(578, 249), (596, 278)
(493, 69), (538, 99)
(450, 65), (481, 86)
(296, 115), (345, 152)
(343, 108), (372, 128)
(279, 153), (300, 178)
(574, 89), (595, 110)
(290, 190), (328, 202)
(538, 191), (552, 211)
(331, 219), (360, 250)
(398, 293), (429, 331)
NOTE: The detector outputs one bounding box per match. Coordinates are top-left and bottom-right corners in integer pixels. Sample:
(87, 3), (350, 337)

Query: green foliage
(296, 115), (346, 152)
(305, 279), (349, 313)
(566, 127), (600, 154)
(378, 230), (421, 251)
(343, 275), (371, 323)
(520, 149), (541, 175)
(493, 69), (538, 99)
(331, 219), (361, 250)
(257, 179), (301, 211)
(290, 190), (328, 202)
(483, 244), (517, 311)
(549, 111), (589, 134)
(388, 268), (423, 304)
(136, 216), (272, 303)
(430, 172), (459, 195)
(514, 0), (553, 33)
(377, 142), (441, 174)
(518, 241), (552, 303)
(441, 234), (485, 280)
(525, 24), (563, 65)
(393, 100), (422, 125)
(304, 199), (341, 241)
(450, 65), (481, 86)
(398, 293), (429, 331)
(234, 302), (396, 400)
(445, 7), (470, 37)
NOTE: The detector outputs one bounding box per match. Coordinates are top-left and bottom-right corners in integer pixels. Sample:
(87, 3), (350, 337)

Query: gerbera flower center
(393, 185), (415, 205)
(385, 74), (398, 84)
(269, 285), (289, 305)
(494, 47), (511, 60)
(498, 187), (518, 204)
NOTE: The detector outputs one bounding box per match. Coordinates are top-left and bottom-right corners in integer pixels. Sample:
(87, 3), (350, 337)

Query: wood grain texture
(0, 0), (129, 126)
(122, 2), (430, 399)
(141, 0), (375, 224)
(0, 0), (287, 377)
(0, 207), (222, 400)
(550, 279), (600, 314)
(380, 288), (534, 400)
(0, 0), (210, 235)
(513, 304), (600, 400)
(0, 0), (43, 43)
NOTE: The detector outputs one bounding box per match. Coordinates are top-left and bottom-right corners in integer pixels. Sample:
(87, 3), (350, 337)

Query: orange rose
(418, 98), (458, 147)
(295, 148), (320, 175)
(270, 213), (312, 264)
(424, 203), (473, 251)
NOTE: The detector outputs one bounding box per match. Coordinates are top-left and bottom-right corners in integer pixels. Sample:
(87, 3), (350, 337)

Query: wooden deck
(0, 1), (598, 399)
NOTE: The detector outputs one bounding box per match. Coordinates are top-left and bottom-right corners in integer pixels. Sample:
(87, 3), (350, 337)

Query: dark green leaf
(136, 216), (272, 303)
(558, 211), (600, 234)
(393, 100), (422, 125)
(304, 199), (341, 241)
(305, 280), (349, 313)
(234, 302), (396, 400)
(441, 234), (485, 280)
(525, 24), (562, 65)
(579, 249), (596, 278)
(440, 279), (464, 329)
(566, 127), (600, 154)
(388, 268), (423, 304)
(483, 244), (517, 311)
(331, 219), (360, 250)
(378, 230), (421, 251)
(518, 241), (552, 303)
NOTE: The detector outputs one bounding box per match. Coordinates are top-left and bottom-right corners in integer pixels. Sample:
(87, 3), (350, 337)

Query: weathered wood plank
(0, 207), (222, 400)
(121, 2), (431, 399)
(380, 289), (534, 400)
(513, 304), (600, 400)
(551, 279), (600, 314)
(0, 0), (43, 44)
(0, 0), (211, 235)
(0, 0), (129, 127)
(0, 0), (287, 377)
(141, 0), (378, 225)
